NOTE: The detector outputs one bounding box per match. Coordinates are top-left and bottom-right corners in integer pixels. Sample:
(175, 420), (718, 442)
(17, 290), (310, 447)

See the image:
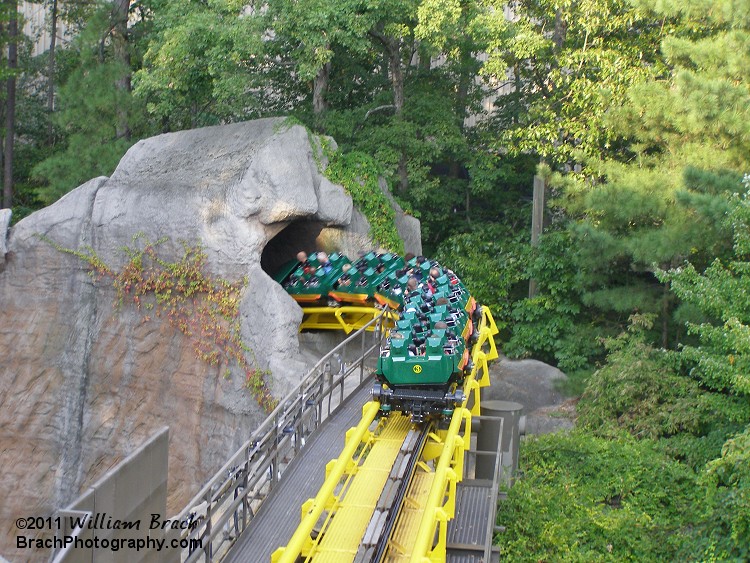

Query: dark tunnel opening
(261, 219), (352, 356)
(260, 219), (327, 279)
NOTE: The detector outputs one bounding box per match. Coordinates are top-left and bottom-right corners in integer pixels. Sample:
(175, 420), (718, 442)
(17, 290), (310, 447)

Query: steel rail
(369, 424), (431, 563)
(409, 407), (471, 562)
(408, 306), (498, 562)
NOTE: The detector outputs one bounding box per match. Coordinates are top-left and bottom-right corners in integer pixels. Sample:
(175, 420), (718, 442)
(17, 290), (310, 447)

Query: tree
(263, 0), (374, 118)
(476, 0), (672, 164)
(46, 0), (58, 144)
(497, 0), (750, 347)
(660, 186), (750, 397)
(112, 0), (131, 139)
(134, 0), (269, 131)
(33, 1), (146, 203)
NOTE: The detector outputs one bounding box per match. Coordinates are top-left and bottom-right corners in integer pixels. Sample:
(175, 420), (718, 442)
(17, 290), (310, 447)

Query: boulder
(487, 357), (576, 435)
(0, 117), (420, 560)
(0, 208), (10, 264)
(378, 178), (422, 256)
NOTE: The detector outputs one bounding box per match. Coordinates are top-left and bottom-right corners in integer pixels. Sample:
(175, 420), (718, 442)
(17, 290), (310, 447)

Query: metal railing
(175, 308), (391, 563)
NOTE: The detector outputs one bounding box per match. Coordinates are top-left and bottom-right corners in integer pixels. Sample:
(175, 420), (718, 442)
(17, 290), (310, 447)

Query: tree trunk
(418, 45), (431, 73)
(553, 8), (567, 51)
(3, 0), (18, 209)
(456, 48), (473, 219)
(388, 39), (409, 192)
(312, 60), (330, 115)
(113, 0), (131, 140)
(513, 63), (521, 124)
(397, 153), (409, 193)
(388, 40), (404, 115)
(369, 27), (408, 191)
(0, 22), (4, 209)
(661, 283), (670, 348)
(47, 0), (58, 144)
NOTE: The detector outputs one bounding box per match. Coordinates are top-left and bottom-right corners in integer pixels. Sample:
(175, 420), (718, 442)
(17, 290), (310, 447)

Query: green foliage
(323, 149), (404, 253)
(271, 0), (499, 246)
(475, 0), (750, 357)
(32, 3), (145, 204)
(578, 316), (750, 441)
(497, 430), (702, 561)
(264, 0), (375, 82)
(435, 222), (529, 328)
(320, 85), (477, 246)
(660, 189), (750, 395)
(134, 0), (269, 129)
(543, 159), (736, 353)
(39, 233), (276, 411)
(9, 55), (56, 222)
(658, 429), (742, 474)
(437, 223), (606, 372)
(436, 222), (606, 372)
(505, 229), (605, 372)
(34, 128), (133, 204)
(477, 0), (671, 163)
(700, 427), (750, 560)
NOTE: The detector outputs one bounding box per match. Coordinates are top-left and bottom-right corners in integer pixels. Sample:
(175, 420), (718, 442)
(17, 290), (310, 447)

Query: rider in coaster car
(412, 256), (427, 281)
(317, 252), (333, 274)
(426, 268), (440, 293)
(406, 276), (418, 293)
(297, 251), (316, 275)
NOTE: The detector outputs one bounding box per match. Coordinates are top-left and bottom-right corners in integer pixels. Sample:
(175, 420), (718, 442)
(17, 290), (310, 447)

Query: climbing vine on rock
(39, 233), (276, 411)
(277, 118), (403, 253)
(324, 150), (404, 254)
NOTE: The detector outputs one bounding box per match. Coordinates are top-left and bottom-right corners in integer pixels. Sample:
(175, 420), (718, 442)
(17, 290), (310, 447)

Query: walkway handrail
(177, 307), (392, 562)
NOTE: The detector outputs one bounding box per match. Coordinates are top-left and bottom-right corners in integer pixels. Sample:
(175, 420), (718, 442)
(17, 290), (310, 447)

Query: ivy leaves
(42, 233), (276, 411)
(324, 149), (404, 253)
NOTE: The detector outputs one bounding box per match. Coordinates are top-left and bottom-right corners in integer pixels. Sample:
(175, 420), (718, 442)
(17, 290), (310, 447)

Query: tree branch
(363, 104), (396, 121)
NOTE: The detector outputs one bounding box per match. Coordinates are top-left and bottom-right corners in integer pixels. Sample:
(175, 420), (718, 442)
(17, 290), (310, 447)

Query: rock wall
(0, 118), (420, 560)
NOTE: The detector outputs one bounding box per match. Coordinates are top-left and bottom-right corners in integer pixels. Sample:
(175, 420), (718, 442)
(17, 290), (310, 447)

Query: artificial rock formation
(0, 117), (420, 560)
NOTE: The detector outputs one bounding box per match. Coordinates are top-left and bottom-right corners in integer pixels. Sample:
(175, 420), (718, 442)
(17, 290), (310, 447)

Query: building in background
(21, 1), (68, 57)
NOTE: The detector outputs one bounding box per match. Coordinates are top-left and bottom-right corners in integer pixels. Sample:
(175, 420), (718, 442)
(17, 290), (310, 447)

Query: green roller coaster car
(329, 251), (404, 305)
(375, 264), (473, 313)
(373, 264), (481, 422)
(274, 252), (351, 304)
(274, 250), (482, 422)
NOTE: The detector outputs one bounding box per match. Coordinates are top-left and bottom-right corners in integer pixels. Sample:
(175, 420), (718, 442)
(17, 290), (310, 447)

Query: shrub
(435, 223), (529, 330)
(496, 430), (703, 561)
(578, 319), (750, 441)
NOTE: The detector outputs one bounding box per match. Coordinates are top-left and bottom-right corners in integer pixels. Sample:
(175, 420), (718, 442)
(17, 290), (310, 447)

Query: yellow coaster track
(300, 306), (399, 334)
(273, 305), (499, 563)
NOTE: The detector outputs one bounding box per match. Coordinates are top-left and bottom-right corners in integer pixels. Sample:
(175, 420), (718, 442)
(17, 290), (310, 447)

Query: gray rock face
(0, 117), (420, 561)
(487, 357), (576, 435)
(379, 178), (422, 256)
(0, 208), (11, 262)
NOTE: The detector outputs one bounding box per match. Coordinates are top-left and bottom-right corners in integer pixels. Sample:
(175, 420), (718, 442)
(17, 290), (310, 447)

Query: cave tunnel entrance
(262, 219), (351, 358)
(261, 219), (327, 279)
